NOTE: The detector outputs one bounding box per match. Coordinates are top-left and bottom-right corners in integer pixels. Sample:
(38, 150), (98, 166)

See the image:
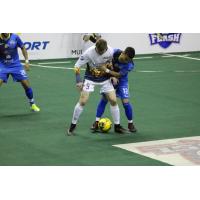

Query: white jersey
(75, 45), (114, 82)
(75, 45), (113, 68)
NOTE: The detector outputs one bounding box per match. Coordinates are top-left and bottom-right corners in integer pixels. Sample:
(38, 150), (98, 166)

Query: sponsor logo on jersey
(149, 33), (182, 48)
(80, 55), (84, 61)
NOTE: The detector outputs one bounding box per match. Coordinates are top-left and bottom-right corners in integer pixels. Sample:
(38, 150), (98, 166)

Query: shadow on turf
(0, 112), (37, 119)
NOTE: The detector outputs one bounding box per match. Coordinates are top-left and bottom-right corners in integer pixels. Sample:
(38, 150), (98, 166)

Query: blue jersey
(112, 49), (134, 87)
(0, 34), (24, 67)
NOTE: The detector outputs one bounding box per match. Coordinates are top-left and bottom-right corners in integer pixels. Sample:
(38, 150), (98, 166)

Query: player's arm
(16, 34), (30, 71)
(74, 66), (83, 90)
(107, 70), (121, 78)
(83, 33), (101, 43)
(73, 53), (89, 90)
(21, 46), (30, 71)
(100, 64), (121, 78)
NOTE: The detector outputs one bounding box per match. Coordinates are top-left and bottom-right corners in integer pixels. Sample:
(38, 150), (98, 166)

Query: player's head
(95, 39), (108, 55)
(118, 47), (135, 63)
(0, 33), (11, 40)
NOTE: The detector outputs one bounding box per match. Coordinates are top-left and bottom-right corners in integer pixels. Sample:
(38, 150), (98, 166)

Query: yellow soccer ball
(98, 118), (112, 133)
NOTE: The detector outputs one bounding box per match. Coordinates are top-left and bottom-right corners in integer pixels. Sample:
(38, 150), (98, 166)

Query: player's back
(84, 45), (113, 67)
(112, 49), (134, 86)
(75, 45), (114, 82)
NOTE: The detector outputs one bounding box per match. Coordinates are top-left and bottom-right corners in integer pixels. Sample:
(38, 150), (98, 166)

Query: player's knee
(122, 99), (129, 104)
(79, 99), (87, 106)
(21, 80), (30, 89)
(79, 102), (86, 106)
(109, 98), (117, 106)
(0, 80), (3, 86)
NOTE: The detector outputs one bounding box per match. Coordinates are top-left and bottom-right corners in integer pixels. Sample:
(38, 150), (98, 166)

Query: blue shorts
(0, 65), (28, 83)
(115, 85), (130, 99)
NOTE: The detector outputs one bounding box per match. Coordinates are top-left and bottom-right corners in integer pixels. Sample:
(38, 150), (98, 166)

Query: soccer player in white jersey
(67, 39), (126, 135)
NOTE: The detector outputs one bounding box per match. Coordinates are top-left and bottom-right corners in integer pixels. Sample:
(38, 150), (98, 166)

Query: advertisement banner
(18, 33), (200, 60)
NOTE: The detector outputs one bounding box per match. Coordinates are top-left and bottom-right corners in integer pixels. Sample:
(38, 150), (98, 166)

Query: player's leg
(68, 79), (95, 135)
(11, 67), (40, 112)
(0, 79), (3, 87)
(67, 91), (90, 135)
(91, 94), (108, 132)
(20, 79), (40, 112)
(102, 80), (126, 134)
(118, 86), (137, 132)
(121, 98), (137, 133)
(0, 69), (9, 87)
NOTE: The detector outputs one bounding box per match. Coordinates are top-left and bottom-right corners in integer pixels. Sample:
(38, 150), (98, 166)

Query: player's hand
(24, 63), (30, 71)
(99, 62), (113, 72)
(83, 35), (90, 42)
(76, 82), (83, 91)
(99, 65), (107, 72)
(110, 77), (119, 86)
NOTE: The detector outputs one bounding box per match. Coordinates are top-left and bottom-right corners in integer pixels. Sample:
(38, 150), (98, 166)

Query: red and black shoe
(128, 123), (137, 133)
(90, 121), (99, 133)
(114, 124), (127, 134)
(67, 123), (76, 136)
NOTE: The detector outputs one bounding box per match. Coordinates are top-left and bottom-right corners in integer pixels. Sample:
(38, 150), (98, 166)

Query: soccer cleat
(114, 124), (126, 134)
(90, 121), (99, 132)
(67, 123), (76, 136)
(30, 104), (40, 112)
(128, 123), (137, 133)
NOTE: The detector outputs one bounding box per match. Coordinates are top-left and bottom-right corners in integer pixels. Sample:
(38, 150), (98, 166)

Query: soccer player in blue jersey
(91, 47), (137, 133)
(0, 33), (40, 112)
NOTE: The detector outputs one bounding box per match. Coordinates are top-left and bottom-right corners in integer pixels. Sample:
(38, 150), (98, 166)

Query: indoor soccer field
(1, 51), (200, 166)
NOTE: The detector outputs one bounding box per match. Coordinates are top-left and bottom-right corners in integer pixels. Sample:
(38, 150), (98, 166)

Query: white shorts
(82, 79), (115, 93)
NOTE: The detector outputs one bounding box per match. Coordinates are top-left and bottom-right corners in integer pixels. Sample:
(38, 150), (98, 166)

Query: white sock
(110, 105), (120, 124)
(96, 117), (100, 121)
(72, 102), (84, 124)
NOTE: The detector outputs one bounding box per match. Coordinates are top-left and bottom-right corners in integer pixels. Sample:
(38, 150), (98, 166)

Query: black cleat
(114, 124), (126, 134)
(67, 123), (76, 136)
(128, 123), (137, 133)
(90, 121), (99, 133)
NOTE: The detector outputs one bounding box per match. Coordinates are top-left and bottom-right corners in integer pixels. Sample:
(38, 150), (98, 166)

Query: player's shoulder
(84, 45), (96, 54)
(107, 45), (114, 53)
(10, 33), (17, 38)
(113, 48), (122, 56)
(10, 33), (21, 41)
(127, 61), (134, 70)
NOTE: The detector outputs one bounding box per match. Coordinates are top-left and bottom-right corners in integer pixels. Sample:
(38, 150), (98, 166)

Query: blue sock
(25, 87), (35, 105)
(123, 102), (133, 121)
(96, 98), (108, 119)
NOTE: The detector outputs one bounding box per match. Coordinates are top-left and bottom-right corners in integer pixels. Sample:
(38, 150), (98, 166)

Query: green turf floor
(1, 52), (200, 165)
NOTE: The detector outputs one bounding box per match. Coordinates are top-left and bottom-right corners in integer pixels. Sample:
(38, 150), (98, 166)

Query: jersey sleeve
(120, 62), (134, 76)
(113, 48), (121, 55)
(16, 35), (24, 48)
(75, 52), (90, 67)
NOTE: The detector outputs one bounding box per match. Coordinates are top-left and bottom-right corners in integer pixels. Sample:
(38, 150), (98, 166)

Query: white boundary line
(29, 63), (86, 70)
(160, 53), (200, 61)
(134, 56), (153, 60)
(26, 53), (200, 73)
(37, 56), (153, 65)
(29, 64), (200, 73)
(162, 54), (190, 58)
(38, 61), (72, 64)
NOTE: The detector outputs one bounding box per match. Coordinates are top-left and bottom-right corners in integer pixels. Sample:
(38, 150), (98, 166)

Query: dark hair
(124, 47), (135, 59)
(96, 39), (107, 52)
